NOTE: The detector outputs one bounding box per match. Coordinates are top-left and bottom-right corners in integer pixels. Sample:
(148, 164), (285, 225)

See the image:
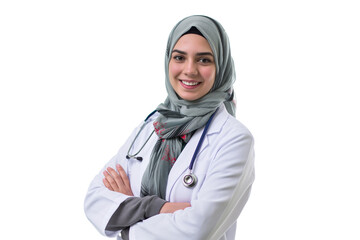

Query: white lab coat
(84, 104), (255, 240)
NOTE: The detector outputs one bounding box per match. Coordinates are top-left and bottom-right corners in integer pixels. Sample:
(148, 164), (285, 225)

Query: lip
(179, 79), (201, 89)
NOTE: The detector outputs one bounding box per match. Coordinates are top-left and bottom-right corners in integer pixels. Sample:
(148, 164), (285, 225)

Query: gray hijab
(141, 15), (236, 199)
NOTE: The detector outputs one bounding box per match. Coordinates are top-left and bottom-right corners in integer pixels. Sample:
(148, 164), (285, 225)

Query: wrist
(159, 202), (171, 213)
(159, 202), (191, 214)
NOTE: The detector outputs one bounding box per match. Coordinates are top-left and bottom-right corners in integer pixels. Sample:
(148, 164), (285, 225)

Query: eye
(198, 58), (213, 64)
(172, 55), (185, 62)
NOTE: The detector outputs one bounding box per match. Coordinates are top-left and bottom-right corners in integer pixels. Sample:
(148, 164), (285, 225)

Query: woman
(84, 15), (255, 240)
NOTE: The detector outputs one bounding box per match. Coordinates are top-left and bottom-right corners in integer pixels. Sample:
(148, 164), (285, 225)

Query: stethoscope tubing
(126, 108), (218, 188)
(188, 108), (218, 171)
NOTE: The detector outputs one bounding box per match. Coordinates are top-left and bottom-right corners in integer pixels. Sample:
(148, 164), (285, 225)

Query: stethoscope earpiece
(183, 173), (197, 188)
(126, 155), (143, 161)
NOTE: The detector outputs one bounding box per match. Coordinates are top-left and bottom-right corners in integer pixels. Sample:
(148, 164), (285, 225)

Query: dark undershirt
(105, 195), (167, 240)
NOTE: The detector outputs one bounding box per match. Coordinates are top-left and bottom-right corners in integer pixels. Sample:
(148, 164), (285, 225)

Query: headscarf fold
(141, 15), (236, 199)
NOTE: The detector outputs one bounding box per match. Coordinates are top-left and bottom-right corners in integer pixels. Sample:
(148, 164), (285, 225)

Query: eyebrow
(172, 49), (213, 57)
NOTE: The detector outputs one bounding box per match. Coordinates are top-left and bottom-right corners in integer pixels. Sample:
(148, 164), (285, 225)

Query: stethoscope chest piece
(183, 173), (197, 188)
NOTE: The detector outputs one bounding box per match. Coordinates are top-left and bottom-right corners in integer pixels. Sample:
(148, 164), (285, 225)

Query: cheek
(168, 61), (181, 80)
(201, 67), (216, 85)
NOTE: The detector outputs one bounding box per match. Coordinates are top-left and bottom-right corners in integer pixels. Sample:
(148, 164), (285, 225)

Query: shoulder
(225, 114), (253, 141)
(134, 111), (159, 133)
(211, 104), (253, 142)
(203, 105), (255, 176)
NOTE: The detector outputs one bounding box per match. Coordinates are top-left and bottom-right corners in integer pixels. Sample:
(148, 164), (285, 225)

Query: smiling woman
(84, 15), (255, 240)
(169, 30), (216, 101)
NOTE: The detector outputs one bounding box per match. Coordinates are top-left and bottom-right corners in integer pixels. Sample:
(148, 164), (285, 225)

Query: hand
(103, 164), (134, 196)
(160, 202), (191, 213)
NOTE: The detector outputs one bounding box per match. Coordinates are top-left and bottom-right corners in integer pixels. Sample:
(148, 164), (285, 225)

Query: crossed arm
(103, 164), (191, 214)
(85, 129), (254, 239)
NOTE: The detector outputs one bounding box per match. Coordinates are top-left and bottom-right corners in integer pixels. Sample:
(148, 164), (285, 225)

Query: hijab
(141, 15), (236, 199)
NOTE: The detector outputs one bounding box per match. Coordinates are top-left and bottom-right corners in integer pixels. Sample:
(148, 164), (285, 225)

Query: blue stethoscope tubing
(127, 108), (218, 188)
(183, 108), (218, 187)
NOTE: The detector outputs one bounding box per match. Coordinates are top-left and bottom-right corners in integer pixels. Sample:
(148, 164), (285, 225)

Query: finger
(103, 178), (114, 191)
(116, 164), (133, 196)
(103, 170), (119, 191)
(116, 164), (130, 187)
(107, 167), (124, 189)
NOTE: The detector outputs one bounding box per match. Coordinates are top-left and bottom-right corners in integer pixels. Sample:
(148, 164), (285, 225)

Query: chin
(179, 94), (201, 101)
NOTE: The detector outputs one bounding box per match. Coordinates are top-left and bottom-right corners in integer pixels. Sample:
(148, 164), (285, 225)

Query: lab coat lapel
(165, 104), (228, 200)
(166, 128), (205, 200)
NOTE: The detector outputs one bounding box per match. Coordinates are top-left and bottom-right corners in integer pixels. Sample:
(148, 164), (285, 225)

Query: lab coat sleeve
(84, 126), (139, 237)
(128, 126), (255, 240)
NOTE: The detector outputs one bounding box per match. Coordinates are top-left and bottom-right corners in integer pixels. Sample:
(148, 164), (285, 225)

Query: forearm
(84, 175), (130, 237)
(106, 197), (190, 240)
(105, 195), (167, 231)
(159, 202), (191, 213)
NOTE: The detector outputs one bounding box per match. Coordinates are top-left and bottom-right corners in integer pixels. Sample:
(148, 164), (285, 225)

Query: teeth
(182, 81), (199, 86)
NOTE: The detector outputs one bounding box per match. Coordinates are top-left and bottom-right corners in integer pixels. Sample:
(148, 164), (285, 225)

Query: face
(169, 34), (216, 101)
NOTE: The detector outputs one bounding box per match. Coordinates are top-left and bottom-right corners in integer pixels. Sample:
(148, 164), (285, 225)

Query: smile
(181, 80), (200, 86)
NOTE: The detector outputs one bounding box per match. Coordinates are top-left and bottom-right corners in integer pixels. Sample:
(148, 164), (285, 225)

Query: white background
(1, 1), (359, 239)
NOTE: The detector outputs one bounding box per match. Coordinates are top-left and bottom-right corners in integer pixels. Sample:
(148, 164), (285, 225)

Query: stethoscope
(126, 109), (218, 188)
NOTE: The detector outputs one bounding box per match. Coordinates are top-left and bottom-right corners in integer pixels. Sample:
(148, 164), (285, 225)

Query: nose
(184, 59), (198, 76)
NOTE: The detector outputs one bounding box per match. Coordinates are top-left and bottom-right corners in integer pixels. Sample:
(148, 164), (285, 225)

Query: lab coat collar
(166, 104), (229, 199)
